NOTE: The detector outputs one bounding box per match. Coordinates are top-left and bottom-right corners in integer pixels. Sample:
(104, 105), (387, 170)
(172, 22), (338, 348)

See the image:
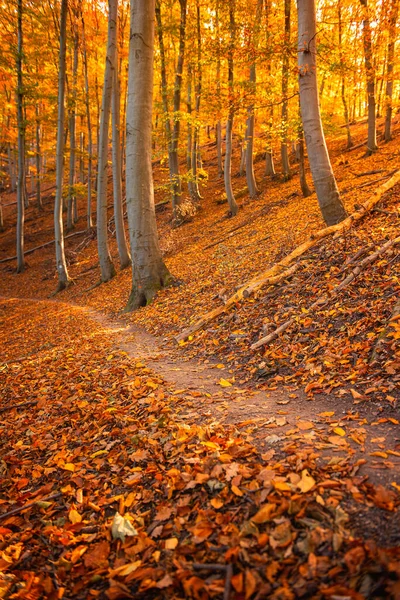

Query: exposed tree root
(176, 170), (400, 343)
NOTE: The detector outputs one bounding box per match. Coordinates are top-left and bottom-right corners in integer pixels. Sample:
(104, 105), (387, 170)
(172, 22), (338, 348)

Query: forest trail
(2, 294), (399, 490)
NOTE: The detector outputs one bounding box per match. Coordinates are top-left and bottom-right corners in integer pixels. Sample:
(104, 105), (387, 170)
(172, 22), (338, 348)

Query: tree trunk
(224, 1), (238, 217)
(54, 0), (71, 290)
(216, 0), (223, 178)
(96, 0), (117, 283)
(384, 0), (399, 142)
(125, 0), (171, 311)
(16, 0), (25, 274)
(67, 28), (78, 231)
(191, 0), (202, 202)
(297, 0), (347, 225)
(112, 34), (131, 269)
(35, 95), (42, 210)
(338, 1), (353, 148)
(245, 0), (263, 199)
(360, 0), (377, 155)
(265, 0), (276, 177)
(81, 9), (93, 229)
(281, 0), (292, 181)
(298, 115), (312, 197)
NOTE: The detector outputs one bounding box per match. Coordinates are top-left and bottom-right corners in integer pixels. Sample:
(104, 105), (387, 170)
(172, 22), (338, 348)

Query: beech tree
(125, 0), (170, 310)
(224, 1), (238, 217)
(384, 0), (399, 142)
(97, 0), (117, 283)
(360, 0), (378, 155)
(54, 0), (71, 290)
(297, 0), (347, 225)
(16, 0), (25, 273)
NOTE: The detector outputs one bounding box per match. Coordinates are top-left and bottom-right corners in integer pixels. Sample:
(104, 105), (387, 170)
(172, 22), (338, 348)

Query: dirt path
(2, 294), (399, 493)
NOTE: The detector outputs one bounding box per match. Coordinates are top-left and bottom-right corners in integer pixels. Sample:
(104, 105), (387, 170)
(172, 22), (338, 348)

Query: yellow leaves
(251, 503), (276, 524)
(62, 463), (75, 472)
(219, 378), (232, 387)
(110, 560), (142, 577)
(164, 538), (178, 550)
(273, 481), (291, 492)
(297, 421), (314, 430)
(297, 470), (316, 493)
(90, 449), (108, 458)
(216, 364), (225, 369)
(350, 388), (363, 400)
(111, 513), (138, 542)
(231, 484), (243, 496)
(333, 427), (346, 437)
(68, 508), (82, 524)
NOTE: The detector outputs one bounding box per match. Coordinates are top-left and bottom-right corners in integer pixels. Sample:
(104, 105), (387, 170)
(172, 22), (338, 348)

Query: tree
(16, 0), (25, 273)
(281, 0), (292, 181)
(97, 0), (117, 283)
(338, 0), (353, 149)
(125, 0), (171, 310)
(384, 0), (399, 142)
(111, 9), (130, 270)
(245, 0), (263, 199)
(54, 0), (71, 290)
(297, 0), (347, 225)
(224, 1), (238, 217)
(360, 0), (378, 155)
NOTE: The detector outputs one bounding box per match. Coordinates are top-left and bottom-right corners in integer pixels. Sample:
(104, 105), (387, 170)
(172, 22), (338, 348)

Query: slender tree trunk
(360, 0), (377, 155)
(245, 0), (263, 198)
(186, 64), (196, 199)
(216, 0), (223, 178)
(35, 103), (42, 209)
(265, 0), (276, 179)
(224, 1), (238, 217)
(0, 198), (3, 232)
(81, 10), (93, 228)
(97, 0), (117, 283)
(191, 0), (202, 202)
(281, 0), (292, 180)
(171, 0), (187, 218)
(297, 0), (347, 225)
(16, 0), (25, 273)
(54, 0), (71, 290)
(112, 35), (131, 269)
(338, 1), (353, 148)
(384, 0), (399, 142)
(125, 0), (170, 311)
(67, 28), (78, 230)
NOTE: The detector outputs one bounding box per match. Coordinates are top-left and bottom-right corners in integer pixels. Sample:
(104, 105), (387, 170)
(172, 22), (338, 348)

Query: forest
(0, 0), (400, 597)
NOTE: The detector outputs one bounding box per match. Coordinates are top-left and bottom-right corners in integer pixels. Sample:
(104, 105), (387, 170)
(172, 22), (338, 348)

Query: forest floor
(0, 118), (400, 598)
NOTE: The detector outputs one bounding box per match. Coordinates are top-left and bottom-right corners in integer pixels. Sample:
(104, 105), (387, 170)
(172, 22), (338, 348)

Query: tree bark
(360, 0), (378, 155)
(67, 27), (78, 231)
(338, 1), (353, 149)
(216, 0), (223, 178)
(224, 1), (238, 217)
(16, 0), (25, 273)
(191, 0), (202, 202)
(112, 27), (131, 270)
(125, 0), (171, 310)
(281, 0), (292, 181)
(384, 0), (399, 142)
(298, 113), (312, 197)
(96, 0), (117, 283)
(297, 0), (347, 225)
(54, 0), (71, 290)
(245, 0), (263, 199)
(81, 9), (93, 229)
(35, 89), (42, 210)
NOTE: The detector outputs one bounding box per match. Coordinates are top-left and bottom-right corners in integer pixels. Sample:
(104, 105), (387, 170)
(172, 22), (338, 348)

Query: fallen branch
(0, 400), (38, 414)
(0, 492), (62, 521)
(176, 170), (400, 343)
(352, 170), (397, 191)
(250, 235), (400, 350)
(355, 169), (385, 178)
(0, 230), (87, 264)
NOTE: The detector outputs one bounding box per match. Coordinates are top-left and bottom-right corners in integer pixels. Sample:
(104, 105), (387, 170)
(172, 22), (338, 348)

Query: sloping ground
(1, 298), (400, 599)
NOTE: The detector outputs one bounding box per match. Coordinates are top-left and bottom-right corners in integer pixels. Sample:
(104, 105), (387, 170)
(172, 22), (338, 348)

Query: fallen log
(0, 229), (87, 264)
(176, 170), (400, 343)
(251, 235), (400, 350)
